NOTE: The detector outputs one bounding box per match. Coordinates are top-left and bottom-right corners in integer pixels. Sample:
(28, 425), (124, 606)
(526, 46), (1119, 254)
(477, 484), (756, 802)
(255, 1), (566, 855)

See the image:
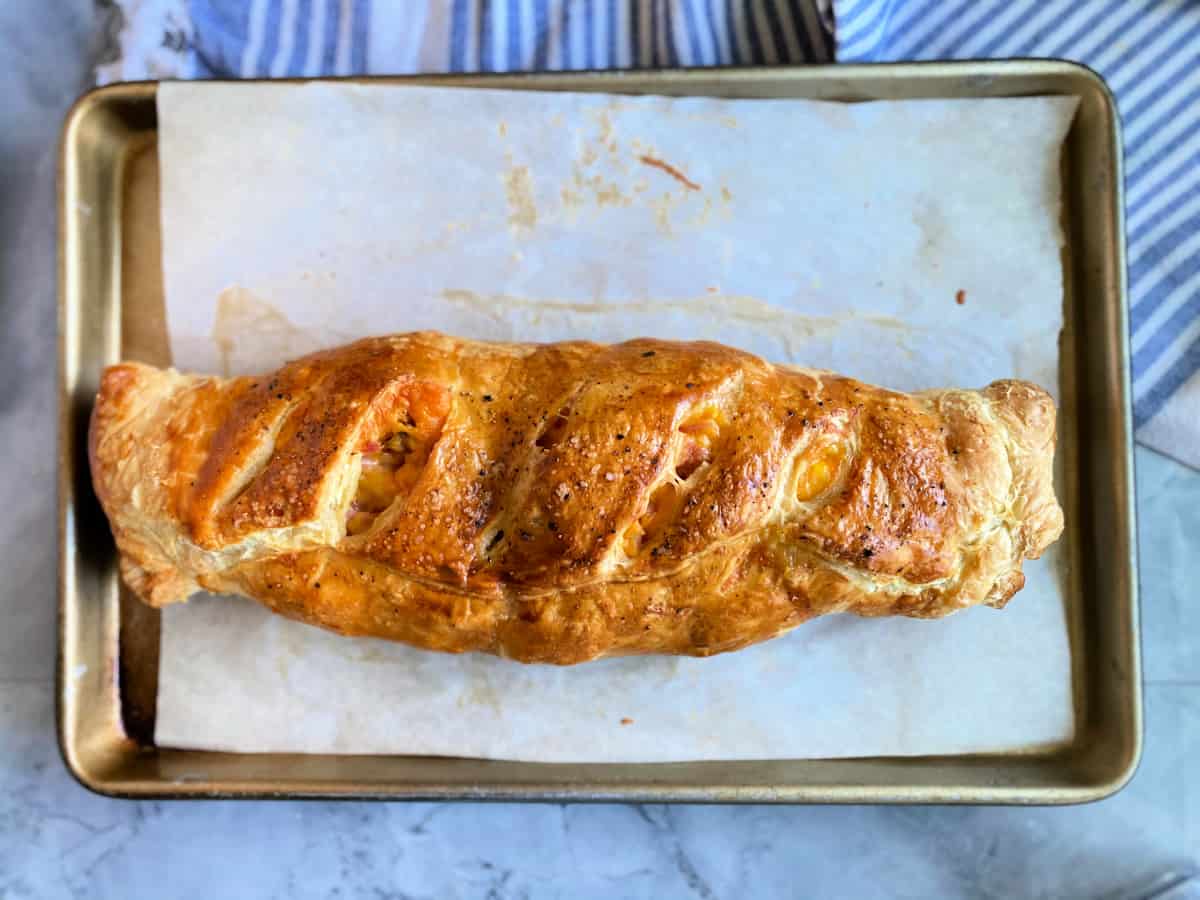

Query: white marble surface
(1, 2), (1197, 897)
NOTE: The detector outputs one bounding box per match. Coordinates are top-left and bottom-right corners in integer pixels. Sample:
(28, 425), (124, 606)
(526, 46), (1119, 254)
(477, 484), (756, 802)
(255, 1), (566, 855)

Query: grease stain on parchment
(684, 112), (740, 130)
(551, 104), (732, 234)
(211, 285), (353, 376)
(653, 192), (679, 235)
(438, 288), (917, 351)
(212, 286), (307, 376)
(591, 108), (615, 147)
(504, 165), (538, 232)
(460, 675), (503, 712)
(637, 155), (701, 191)
(494, 102), (735, 234)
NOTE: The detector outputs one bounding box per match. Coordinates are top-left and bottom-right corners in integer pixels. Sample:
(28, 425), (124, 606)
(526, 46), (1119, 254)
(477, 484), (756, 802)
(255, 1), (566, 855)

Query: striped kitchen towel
(835, 0), (1200, 469)
(96, 0), (1200, 468)
(115, 1), (834, 77)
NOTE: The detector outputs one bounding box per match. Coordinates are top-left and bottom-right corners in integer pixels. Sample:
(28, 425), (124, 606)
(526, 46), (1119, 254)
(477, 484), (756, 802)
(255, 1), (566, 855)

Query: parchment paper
(154, 81), (1077, 761)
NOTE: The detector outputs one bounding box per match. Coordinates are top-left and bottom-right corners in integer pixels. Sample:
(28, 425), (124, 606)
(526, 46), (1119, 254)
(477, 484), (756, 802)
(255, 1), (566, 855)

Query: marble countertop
(2, 3), (1196, 897)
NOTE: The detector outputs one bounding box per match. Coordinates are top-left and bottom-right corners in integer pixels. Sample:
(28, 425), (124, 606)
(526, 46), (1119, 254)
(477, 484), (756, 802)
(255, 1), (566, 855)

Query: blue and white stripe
(443, 0), (831, 69)
(835, 0), (1200, 438)
(189, 0), (831, 79)
(192, 0), (371, 77)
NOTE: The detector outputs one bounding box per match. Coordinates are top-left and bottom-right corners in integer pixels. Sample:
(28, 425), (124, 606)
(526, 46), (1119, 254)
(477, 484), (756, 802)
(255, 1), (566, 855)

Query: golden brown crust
(89, 332), (1064, 664)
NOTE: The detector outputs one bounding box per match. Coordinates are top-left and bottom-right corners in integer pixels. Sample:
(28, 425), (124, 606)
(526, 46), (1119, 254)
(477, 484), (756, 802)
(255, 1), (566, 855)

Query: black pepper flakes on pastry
(89, 332), (1064, 664)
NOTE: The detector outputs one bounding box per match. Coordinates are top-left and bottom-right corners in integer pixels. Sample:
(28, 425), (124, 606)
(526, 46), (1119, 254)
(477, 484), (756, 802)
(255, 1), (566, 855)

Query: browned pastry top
(90, 332), (1064, 663)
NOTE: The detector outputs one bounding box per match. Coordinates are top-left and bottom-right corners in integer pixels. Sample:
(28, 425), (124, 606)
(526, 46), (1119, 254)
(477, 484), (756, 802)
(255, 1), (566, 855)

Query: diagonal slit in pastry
(791, 436), (850, 504)
(218, 396), (304, 511)
(345, 388), (448, 537)
(621, 403), (729, 559)
(622, 481), (679, 558)
(676, 404), (726, 481)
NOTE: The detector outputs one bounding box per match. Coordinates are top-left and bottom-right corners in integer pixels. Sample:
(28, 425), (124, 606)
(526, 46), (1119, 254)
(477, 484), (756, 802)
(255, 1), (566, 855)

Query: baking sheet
(154, 81), (1077, 761)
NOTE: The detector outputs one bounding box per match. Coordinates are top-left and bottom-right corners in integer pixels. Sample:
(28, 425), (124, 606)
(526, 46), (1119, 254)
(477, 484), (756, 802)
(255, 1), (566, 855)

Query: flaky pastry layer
(89, 332), (1064, 664)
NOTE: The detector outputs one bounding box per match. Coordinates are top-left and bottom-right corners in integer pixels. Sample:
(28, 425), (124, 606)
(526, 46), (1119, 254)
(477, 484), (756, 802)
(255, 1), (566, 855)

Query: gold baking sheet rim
(58, 61), (1140, 803)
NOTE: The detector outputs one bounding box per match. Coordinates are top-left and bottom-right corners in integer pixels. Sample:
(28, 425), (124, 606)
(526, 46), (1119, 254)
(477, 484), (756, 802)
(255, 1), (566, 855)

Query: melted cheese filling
(794, 441), (845, 502)
(676, 405), (726, 480)
(346, 387), (449, 536)
(622, 481), (678, 557)
(347, 431), (420, 535)
(621, 405), (727, 558)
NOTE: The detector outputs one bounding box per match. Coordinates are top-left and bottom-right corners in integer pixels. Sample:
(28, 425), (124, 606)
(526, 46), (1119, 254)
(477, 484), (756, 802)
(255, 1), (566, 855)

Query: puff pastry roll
(89, 332), (1064, 664)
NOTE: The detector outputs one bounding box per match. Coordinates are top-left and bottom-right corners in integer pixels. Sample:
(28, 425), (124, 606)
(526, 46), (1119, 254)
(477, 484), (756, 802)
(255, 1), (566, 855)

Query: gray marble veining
(1, 2), (1196, 897)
